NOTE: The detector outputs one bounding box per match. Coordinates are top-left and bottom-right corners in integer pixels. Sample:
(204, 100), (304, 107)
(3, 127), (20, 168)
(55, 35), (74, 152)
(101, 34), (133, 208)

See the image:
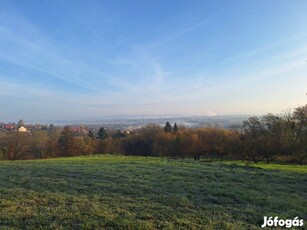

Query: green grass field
(0, 155), (306, 229)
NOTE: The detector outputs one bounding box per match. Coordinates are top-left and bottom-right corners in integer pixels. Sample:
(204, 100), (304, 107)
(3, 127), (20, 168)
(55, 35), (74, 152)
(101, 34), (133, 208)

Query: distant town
(0, 115), (249, 135)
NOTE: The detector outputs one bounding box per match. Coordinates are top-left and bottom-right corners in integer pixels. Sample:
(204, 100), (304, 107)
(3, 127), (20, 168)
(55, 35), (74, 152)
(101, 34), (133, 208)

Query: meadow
(0, 155), (306, 229)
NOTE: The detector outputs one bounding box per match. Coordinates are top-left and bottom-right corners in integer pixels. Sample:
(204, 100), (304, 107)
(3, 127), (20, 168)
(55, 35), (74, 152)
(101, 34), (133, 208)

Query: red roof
(4, 125), (14, 129)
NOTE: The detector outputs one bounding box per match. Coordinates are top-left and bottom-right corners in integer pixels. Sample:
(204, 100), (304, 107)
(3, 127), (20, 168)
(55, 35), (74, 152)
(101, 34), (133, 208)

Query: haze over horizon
(0, 0), (306, 123)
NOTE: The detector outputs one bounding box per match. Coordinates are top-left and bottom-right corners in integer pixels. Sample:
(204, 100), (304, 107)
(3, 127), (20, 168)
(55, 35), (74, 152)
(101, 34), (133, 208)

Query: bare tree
(7, 132), (30, 160)
(292, 105), (307, 165)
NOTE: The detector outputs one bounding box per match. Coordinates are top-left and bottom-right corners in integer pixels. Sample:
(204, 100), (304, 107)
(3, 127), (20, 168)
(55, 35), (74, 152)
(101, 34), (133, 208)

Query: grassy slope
(0, 155), (306, 230)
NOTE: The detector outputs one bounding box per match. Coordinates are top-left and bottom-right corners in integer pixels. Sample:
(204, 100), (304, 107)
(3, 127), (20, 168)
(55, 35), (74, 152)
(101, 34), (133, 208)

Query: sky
(0, 0), (306, 123)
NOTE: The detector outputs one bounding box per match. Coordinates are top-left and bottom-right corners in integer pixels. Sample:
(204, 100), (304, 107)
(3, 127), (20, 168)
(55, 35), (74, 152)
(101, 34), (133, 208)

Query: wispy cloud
(0, 10), (178, 96)
(0, 11), (118, 92)
(0, 1), (306, 121)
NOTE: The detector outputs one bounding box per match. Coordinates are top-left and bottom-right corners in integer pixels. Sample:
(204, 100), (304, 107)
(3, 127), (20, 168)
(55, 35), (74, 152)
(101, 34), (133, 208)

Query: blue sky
(0, 0), (306, 122)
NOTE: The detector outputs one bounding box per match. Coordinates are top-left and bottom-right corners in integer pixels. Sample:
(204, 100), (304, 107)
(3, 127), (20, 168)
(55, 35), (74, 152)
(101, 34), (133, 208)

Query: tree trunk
(300, 157), (305, 166)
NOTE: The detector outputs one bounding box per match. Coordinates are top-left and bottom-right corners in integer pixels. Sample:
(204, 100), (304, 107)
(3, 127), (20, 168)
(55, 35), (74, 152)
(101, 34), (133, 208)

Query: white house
(17, 126), (27, 132)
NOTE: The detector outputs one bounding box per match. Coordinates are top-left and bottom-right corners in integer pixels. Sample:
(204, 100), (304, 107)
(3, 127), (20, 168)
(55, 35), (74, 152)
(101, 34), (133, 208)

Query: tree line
(0, 104), (306, 165)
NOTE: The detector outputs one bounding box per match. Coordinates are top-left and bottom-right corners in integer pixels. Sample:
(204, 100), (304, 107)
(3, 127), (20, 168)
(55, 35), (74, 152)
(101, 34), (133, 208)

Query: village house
(17, 126), (27, 132)
(4, 124), (15, 131)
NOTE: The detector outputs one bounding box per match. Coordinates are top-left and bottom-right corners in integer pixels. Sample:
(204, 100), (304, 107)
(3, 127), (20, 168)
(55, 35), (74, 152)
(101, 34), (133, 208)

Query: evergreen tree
(173, 123), (178, 133)
(164, 122), (172, 133)
(98, 127), (107, 139)
(88, 130), (95, 138)
(17, 119), (25, 128)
